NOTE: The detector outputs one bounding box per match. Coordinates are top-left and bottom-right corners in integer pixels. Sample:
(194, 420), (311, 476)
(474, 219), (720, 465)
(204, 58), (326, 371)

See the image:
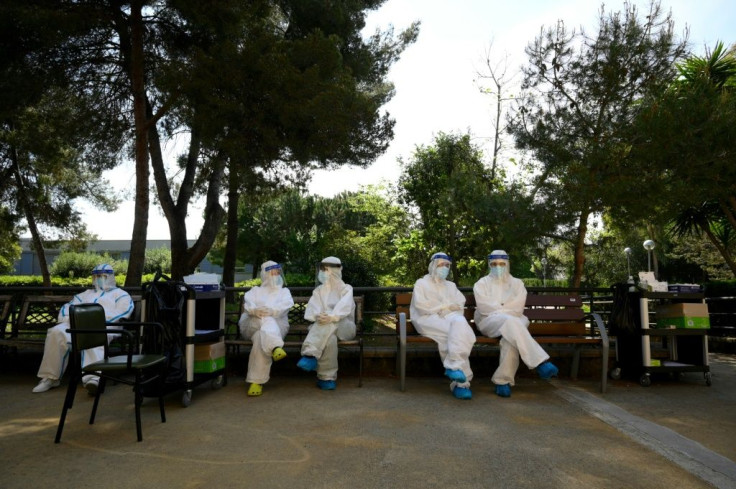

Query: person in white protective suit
(410, 252), (476, 400)
(296, 256), (356, 390)
(237, 261), (294, 397)
(32, 263), (134, 395)
(473, 250), (558, 397)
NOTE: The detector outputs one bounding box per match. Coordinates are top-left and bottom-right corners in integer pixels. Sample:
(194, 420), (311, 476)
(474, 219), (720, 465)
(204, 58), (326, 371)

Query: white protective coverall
(473, 251), (549, 386)
(410, 253), (476, 389)
(301, 257), (356, 381)
(36, 264), (133, 386)
(238, 261), (294, 385)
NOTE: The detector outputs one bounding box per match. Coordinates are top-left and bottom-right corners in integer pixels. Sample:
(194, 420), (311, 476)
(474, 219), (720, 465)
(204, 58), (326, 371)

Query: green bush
(144, 247), (172, 274)
(49, 252), (128, 279)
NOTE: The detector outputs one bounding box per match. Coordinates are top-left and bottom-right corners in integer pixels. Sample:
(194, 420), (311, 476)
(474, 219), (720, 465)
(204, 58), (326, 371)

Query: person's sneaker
(297, 356), (318, 372)
(537, 361), (559, 380)
(316, 379), (336, 390)
(272, 347), (287, 362)
(452, 385), (472, 400)
(84, 379), (99, 396)
(247, 383), (262, 397)
(495, 384), (511, 398)
(444, 368), (467, 383)
(32, 378), (60, 393)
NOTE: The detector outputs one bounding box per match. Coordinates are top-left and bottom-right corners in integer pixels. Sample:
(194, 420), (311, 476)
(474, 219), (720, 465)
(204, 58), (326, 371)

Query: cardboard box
(194, 341), (226, 373)
(655, 303), (710, 329)
(655, 303), (708, 318)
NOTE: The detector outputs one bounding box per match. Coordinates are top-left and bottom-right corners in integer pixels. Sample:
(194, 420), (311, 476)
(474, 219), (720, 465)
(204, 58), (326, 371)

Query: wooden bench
(0, 293), (142, 353)
(396, 292), (609, 393)
(225, 296), (365, 386)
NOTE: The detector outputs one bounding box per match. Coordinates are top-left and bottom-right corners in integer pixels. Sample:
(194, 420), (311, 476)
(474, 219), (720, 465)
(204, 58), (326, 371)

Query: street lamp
(541, 257), (547, 287)
(643, 239), (655, 273)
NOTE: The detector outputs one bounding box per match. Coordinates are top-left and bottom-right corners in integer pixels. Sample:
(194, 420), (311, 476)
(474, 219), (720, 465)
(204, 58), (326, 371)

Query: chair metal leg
(55, 375), (80, 443)
(89, 377), (106, 425)
(134, 371), (143, 442)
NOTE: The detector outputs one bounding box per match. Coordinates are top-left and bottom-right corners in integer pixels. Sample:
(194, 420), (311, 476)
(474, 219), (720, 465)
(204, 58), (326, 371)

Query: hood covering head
(428, 252), (452, 280)
(317, 256), (343, 284)
(260, 260), (284, 288)
(91, 263), (116, 291)
(487, 250), (510, 280)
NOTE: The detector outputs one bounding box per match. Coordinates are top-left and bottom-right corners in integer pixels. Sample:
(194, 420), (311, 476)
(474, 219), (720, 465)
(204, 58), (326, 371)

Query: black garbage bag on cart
(608, 283), (644, 372)
(141, 273), (187, 395)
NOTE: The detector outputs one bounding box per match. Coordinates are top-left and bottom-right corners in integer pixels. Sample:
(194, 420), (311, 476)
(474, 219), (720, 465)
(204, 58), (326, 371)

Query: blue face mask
(95, 276), (107, 290)
(274, 275), (283, 287)
(318, 271), (329, 284)
(490, 266), (505, 278)
(435, 266), (449, 280)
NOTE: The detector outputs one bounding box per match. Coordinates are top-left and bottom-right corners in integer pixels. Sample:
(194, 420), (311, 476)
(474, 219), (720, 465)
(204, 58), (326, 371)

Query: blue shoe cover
(445, 368), (467, 383)
(297, 356), (318, 372)
(317, 379), (336, 390)
(537, 361), (559, 380)
(452, 386), (472, 400)
(495, 384), (511, 397)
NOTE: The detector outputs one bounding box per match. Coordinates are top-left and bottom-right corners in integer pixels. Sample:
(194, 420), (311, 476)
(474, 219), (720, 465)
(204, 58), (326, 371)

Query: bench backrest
(0, 294), (14, 335)
(11, 294), (142, 338)
(396, 292), (586, 337)
(227, 295), (365, 340)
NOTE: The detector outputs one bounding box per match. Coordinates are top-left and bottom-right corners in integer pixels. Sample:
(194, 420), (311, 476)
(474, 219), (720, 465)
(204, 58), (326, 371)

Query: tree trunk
(222, 169), (240, 297)
(701, 223), (736, 277)
(124, 0), (149, 287)
(571, 209), (590, 288)
(10, 145), (51, 287)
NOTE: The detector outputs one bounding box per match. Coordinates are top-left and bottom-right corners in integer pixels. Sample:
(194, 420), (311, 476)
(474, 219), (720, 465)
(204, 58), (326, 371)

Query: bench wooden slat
(525, 294), (583, 307)
(524, 308), (585, 321)
(528, 322), (587, 336)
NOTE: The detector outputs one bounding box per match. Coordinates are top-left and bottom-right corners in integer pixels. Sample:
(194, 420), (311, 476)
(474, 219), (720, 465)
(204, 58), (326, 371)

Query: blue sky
(80, 0), (736, 239)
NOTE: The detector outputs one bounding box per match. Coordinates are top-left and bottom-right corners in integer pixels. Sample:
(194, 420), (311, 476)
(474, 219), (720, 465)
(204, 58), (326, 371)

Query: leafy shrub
(143, 247), (172, 274)
(49, 252), (127, 279)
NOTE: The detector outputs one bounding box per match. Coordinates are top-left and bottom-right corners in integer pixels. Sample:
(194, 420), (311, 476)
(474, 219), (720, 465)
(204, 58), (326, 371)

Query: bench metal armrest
(586, 312), (610, 393)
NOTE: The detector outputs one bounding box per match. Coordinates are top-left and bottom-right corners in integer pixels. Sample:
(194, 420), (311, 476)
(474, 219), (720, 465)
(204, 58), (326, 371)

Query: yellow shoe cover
(247, 383), (262, 397)
(272, 347), (287, 362)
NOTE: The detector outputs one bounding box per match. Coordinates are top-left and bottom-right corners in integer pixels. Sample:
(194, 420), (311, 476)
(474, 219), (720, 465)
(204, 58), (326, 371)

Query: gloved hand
(255, 307), (270, 318)
(317, 313), (332, 325)
(438, 307), (449, 318)
(449, 303), (462, 312)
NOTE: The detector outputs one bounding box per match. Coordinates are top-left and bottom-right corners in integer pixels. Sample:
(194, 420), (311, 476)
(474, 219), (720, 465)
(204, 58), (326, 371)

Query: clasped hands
(317, 312), (339, 325)
(438, 303), (462, 317)
(254, 307), (273, 318)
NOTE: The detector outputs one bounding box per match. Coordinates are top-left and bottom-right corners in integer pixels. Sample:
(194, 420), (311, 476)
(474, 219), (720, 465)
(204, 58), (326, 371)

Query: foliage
(49, 252), (127, 279)
(143, 247), (172, 275)
(508, 1), (688, 286)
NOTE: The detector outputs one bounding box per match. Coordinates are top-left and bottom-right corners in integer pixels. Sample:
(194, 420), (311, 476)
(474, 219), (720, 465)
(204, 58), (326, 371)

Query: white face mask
(435, 266), (449, 280)
(318, 270), (329, 284)
(95, 276), (107, 290)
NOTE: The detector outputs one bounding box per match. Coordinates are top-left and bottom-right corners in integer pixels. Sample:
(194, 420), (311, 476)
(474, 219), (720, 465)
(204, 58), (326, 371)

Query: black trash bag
(608, 283), (639, 336)
(141, 272), (187, 394)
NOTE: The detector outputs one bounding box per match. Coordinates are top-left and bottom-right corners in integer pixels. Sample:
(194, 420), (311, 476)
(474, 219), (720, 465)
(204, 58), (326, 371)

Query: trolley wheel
(609, 367), (622, 380)
(181, 390), (192, 407)
(211, 375), (224, 390)
(705, 372), (712, 386)
(639, 374), (651, 387)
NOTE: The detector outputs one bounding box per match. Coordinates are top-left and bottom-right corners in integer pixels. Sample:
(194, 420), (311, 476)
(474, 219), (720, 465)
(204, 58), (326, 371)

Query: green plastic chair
(55, 303), (168, 443)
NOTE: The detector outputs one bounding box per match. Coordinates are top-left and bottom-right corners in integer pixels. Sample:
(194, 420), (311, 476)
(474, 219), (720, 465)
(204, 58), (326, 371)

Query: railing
(2, 285), (733, 340)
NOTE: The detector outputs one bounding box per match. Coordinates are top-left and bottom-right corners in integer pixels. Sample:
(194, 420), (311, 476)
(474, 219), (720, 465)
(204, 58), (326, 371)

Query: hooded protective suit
(410, 253), (475, 391)
(473, 250), (550, 386)
(238, 261), (294, 385)
(35, 264), (134, 391)
(300, 257), (356, 382)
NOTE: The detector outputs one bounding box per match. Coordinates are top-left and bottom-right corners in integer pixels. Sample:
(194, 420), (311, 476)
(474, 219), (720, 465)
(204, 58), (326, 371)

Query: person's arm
(268, 288), (294, 317)
(411, 279), (443, 317)
(327, 285), (354, 321)
(105, 290), (134, 322)
(503, 280), (527, 316)
(58, 293), (85, 323)
(473, 279), (501, 316)
(304, 289), (322, 322)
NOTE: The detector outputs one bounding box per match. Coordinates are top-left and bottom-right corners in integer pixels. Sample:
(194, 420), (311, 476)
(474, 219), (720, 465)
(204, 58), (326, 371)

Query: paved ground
(1, 352), (735, 489)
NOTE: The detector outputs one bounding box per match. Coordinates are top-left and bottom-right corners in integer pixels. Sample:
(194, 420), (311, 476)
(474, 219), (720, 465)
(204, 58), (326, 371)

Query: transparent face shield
(262, 263), (285, 288)
(316, 262), (342, 285)
(429, 253), (452, 280)
(92, 272), (114, 291)
(487, 254), (509, 279)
